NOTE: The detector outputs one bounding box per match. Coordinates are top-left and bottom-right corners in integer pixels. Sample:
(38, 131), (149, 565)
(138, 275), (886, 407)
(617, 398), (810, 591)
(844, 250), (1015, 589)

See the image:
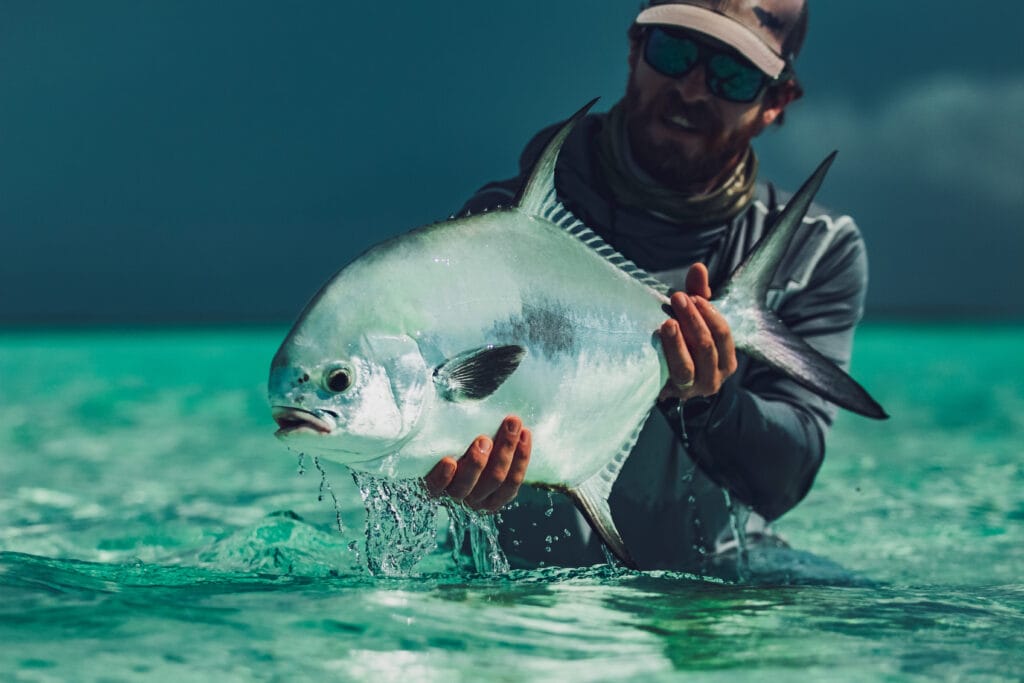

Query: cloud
(772, 74), (1024, 209)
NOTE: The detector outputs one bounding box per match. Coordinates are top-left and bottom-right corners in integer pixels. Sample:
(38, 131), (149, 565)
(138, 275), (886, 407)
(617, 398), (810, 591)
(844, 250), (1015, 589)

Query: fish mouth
(272, 406), (336, 437)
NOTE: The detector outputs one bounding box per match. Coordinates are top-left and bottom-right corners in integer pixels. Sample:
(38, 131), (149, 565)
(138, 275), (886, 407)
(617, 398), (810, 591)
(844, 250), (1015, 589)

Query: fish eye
(324, 366), (353, 393)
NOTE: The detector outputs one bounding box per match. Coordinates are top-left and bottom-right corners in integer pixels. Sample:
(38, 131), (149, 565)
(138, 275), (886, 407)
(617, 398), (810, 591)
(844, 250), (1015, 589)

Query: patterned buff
(596, 102), (758, 226)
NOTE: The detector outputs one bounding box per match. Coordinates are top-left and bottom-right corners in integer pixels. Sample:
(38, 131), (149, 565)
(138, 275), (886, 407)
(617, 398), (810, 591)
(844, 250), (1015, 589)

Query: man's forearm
(682, 368), (829, 521)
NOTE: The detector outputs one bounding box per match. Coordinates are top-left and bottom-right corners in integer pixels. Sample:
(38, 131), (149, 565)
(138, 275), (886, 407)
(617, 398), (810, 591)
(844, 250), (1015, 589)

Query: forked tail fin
(716, 153), (888, 420)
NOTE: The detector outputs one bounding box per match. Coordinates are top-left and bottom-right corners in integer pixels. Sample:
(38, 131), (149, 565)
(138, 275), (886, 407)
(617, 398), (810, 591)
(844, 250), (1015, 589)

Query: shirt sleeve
(681, 220), (870, 521)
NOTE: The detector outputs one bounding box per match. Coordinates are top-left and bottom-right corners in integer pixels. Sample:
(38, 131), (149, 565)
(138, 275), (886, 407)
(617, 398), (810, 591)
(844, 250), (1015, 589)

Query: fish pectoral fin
(433, 344), (526, 401)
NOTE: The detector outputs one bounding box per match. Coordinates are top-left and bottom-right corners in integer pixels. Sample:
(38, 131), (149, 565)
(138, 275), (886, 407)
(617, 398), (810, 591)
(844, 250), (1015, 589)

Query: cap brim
(636, 5), (786, 78)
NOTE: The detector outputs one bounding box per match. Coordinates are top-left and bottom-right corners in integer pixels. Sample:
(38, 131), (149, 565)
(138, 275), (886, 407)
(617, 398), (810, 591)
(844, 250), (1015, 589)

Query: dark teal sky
(2, 2), (1022, 323)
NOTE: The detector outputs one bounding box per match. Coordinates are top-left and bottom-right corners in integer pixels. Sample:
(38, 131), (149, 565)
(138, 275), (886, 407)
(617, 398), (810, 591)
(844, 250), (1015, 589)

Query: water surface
(1, 325), (1022, 680)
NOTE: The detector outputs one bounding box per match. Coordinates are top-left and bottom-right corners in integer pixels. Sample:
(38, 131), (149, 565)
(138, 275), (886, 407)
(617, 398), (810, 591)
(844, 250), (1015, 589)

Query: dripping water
(446, 502), (510, 575)
(723, 489), (751, 582)
(312, 456), (344, 535)
(601, 544), (620, 568)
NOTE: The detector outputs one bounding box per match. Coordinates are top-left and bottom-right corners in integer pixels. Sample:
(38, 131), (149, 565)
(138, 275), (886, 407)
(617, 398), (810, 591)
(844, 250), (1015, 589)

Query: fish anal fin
(565, 409), (655, 569)
(568, 480), (637, 570)
(433, 345), (526, 402)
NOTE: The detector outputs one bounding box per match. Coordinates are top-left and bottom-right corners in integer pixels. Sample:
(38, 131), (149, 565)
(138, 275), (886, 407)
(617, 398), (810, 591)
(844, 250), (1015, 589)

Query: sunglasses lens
(645, 29), (698, 77)
(707, 54), (766, 102)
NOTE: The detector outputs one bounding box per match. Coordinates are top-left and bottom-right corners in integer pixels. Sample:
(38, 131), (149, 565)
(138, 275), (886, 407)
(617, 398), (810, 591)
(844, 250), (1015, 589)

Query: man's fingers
(423, 457), (457, 497)
(465, 417), (521, 507)
(481, 427), (532, 511)
(671, 292), (717, 388)
(660, 317), (695, 392)
(693, 297), (738, 375)
(685, 262), (712, 299)
(444, 436), (492, 500)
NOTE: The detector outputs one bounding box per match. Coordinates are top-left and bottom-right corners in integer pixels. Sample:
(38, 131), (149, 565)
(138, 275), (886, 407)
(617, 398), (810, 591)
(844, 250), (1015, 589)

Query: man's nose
(674, 64), (711, 102)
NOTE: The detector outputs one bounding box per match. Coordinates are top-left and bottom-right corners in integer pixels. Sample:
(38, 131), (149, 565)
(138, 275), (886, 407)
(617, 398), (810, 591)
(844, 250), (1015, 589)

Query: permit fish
(268, 100), (887, 568)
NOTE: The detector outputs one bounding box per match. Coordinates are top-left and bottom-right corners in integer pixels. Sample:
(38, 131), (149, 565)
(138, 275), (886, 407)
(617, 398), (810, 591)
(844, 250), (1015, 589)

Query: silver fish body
(270, 207), (667, 486)
(269, 100), (886, 566)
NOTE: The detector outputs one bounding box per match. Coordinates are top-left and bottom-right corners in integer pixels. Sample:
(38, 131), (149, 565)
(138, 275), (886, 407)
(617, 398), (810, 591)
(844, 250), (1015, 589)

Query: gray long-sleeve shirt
(461, 113), (869, 572)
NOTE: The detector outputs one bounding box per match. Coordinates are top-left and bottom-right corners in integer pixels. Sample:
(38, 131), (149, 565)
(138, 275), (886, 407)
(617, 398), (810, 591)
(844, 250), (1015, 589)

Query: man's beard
(623, 76), (761, 191)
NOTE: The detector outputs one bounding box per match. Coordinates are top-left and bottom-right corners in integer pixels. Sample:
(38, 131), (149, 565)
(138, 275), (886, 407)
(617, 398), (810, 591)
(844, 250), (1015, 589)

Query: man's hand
(658, 263), (738, 402)
(423, 415), (532, 512)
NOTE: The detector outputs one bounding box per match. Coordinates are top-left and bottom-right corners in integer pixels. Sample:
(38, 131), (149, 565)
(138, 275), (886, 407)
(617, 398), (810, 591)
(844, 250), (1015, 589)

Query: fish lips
(271, 406), (337, 438)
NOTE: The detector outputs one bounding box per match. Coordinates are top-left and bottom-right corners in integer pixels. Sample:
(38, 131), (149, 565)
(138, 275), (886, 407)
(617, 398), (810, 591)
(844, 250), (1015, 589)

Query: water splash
(447, 503), (510, 575)
(349, 470), (440, 577)
(347, 540), (362, 567)
(342, 469), (512, 576)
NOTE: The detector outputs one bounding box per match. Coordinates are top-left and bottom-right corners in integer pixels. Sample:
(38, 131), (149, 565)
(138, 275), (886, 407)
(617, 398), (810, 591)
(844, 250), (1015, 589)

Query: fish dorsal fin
(567, 408), (656, 570)
(515, 98), (598, 217)
(543, 197), (670, 296)
(515, 99), (669, 296)
(433, 345), (526, 402)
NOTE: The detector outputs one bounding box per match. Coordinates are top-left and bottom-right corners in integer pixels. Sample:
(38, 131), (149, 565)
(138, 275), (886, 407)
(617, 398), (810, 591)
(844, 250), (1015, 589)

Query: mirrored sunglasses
(643, 27), (771, 103)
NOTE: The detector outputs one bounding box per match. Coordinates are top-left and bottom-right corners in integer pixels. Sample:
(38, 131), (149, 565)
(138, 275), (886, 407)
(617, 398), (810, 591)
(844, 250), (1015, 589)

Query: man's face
(623, 29), (776, 190)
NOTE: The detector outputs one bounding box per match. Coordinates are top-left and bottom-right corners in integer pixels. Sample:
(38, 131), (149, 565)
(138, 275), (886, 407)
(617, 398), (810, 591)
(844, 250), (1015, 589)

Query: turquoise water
(1, 326), (1022, 681)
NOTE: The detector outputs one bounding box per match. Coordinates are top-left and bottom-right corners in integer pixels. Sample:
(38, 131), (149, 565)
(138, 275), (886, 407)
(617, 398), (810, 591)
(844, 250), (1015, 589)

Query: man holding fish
(423, 0), (865, 571)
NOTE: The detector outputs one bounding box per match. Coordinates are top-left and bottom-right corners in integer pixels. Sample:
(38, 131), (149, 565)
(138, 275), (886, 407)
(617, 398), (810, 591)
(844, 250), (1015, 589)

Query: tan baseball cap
(635, 0), (808, 79)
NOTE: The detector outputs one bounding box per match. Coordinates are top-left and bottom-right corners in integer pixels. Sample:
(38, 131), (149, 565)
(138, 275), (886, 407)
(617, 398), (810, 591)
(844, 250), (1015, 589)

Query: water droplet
(312, 457), (344, 534)
(563, 528), (572, 538)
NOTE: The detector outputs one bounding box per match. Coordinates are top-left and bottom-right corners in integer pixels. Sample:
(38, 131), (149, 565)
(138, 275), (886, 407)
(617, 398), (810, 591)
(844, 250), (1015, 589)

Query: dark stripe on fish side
(489, 300), (577, 361)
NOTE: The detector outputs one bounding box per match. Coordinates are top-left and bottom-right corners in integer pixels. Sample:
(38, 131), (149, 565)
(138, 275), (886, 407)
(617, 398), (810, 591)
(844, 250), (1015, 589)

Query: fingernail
(506, 419), (520, 435)
(476, 436), (492, 453)
(677, 293), (689, 309)
(662, 321), (677, 336)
